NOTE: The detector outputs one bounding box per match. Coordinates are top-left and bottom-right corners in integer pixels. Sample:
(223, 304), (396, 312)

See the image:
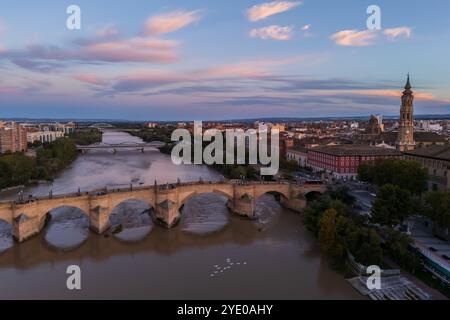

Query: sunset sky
(0, 0), (449, 120)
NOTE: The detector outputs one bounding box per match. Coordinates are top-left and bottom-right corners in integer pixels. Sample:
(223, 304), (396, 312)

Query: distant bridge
(76, 141), (166, 153)
(89, 123), (114, 129)
(0, 181), (326, 242)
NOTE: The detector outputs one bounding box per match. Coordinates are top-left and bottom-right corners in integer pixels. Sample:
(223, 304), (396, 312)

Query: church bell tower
(396, 74), (415, 152)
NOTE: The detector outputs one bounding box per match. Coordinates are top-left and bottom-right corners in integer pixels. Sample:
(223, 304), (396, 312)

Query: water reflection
(44, 207), (90, 251)
(0, 220), (12, 254)
(179, 193), (229, 235)
(109, 200), (153, 242)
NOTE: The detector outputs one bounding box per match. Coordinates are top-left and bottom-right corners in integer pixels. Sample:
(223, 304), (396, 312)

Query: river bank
(0, 129), (102, 194)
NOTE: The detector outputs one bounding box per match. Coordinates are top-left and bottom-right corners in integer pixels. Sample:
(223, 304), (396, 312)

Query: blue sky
(0, 0), (449, 120)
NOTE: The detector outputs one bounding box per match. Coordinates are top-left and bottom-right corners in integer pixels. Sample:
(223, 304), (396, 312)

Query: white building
(27, 131), (65, 144)
(286, 148), (308, 167)
(418, 120), (443, 132)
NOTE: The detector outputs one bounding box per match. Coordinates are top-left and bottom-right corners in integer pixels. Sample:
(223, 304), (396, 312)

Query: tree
(69, 128), (103, 145)
(280, 159), (300, 171)
(423, 191), (450, 230)
(357, 163), (372, 182)
(347, 227), (383, 266)
(371, 184), (413, 227)
(229, 165), (247, 179)
(328, 185), (356, 206)
(0, 153), (36, 187)
(318, 209), (351, 261)
(384, 229), (421, 274)
(358, 159), (428, 195)
(305, 191), (384, 268)
(0, 161), (12, 189)
(304, 196), (350, 236)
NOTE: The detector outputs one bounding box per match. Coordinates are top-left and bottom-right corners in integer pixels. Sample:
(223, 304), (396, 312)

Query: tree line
(0, 130), (102, 190)
(305, 159), (449, 289)
(359, 159), (450, 230)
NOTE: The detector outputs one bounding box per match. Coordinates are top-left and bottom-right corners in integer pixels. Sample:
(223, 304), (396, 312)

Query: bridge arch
(41, 205), (91, 251)
(0, 217), (11, 225)
(37, 199), (90, 219)
(41, 205), (90, 225)
(0, 218), (13, 253)
(107, 189), (156, 212)
(254, 187), (290, 202)
(108, 199), (154, 241)
(304, 190), (324, 202)
(177, 191), (231, 234)
(34, 203), (90, 235)
(0, 214), (12, 226)
(0, 218), (12, 235)
(178, 189), (233, 211)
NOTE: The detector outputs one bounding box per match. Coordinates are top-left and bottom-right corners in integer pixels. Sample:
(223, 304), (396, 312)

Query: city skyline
(1, 0), (450, 120)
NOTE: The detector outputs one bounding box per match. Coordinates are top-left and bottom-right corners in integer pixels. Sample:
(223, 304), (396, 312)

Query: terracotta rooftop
(287, 146), (309, 154)
(308, 145), (402, 157)
(380, 131), (447, 143)
(403, 145), (450, 161)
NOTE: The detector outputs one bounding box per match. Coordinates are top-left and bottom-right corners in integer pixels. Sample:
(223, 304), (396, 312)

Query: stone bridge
(0, 181), (326, 243)
(76, 141), (166, 153)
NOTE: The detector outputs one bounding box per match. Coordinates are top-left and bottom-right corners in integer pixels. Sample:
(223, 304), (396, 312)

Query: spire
(405, 73), (411, 90)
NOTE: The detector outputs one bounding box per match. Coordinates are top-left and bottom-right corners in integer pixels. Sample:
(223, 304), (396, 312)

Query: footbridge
(0, 181), (326, 243)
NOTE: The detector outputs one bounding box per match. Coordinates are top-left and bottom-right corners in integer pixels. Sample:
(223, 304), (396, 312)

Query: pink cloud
(330, 29), (378, 46)
(73, 74), (107, 85)
(200, 64), (271, 78)
(247, 1), (301, 22)
(249, 25), (294, 41)
(6, 36), (178, 69)
(354, 89), (444, 102)
(94, 55), (309, 94)
(82, 37), (178, 63)
(111, 70), (191, 92)
(143, 10), (201, 36)
(0, 86), (17, 94)
(196, 56), (306, 79)
(314, 89), (450, 105)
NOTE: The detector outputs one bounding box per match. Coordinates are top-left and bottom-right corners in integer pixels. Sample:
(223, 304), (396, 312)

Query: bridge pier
(280, 197), (307, 212)
(227, 196), (256, 220)
(12, 214), (47, 243)
(280, 185), (309, 212)
(89, 205), (111, 234)
(154, 200), (181, 228)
